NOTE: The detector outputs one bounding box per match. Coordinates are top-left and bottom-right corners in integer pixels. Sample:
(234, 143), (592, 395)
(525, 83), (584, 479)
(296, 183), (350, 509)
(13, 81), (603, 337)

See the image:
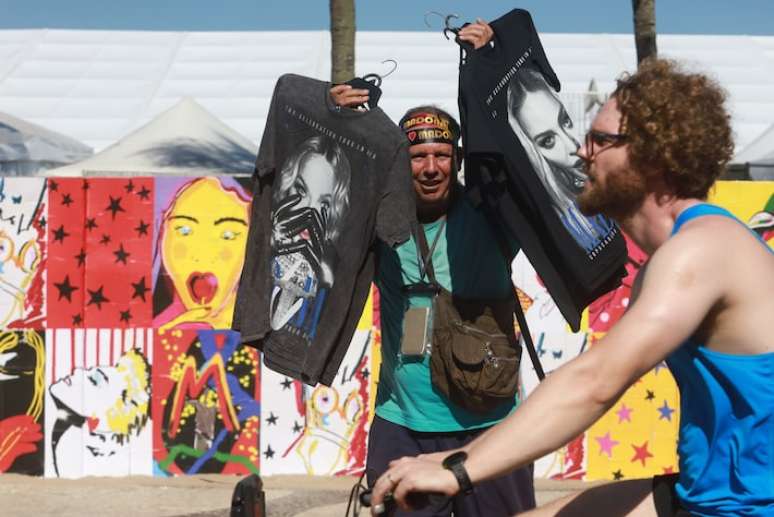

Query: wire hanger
(361, 59), (398, 88)
(345, 59), (398, 110)
(424, 11), (462, 40)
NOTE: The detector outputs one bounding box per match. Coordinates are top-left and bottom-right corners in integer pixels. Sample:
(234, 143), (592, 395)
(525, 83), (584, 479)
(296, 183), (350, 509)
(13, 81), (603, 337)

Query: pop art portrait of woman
(48, 348), (150, 478)
(153, 177), (251, 332)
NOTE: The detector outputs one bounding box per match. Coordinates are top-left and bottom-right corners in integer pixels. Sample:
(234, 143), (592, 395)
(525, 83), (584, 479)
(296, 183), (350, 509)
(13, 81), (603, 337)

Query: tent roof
(734, 122), (774, 164)
(0, 109), (92, 163)
(2, 29), (773, 154)
(46, 96), (257, 176)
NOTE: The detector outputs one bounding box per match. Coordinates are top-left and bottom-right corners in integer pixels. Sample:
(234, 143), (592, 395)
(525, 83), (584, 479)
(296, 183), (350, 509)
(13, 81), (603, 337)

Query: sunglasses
(584, 130), (627, 159)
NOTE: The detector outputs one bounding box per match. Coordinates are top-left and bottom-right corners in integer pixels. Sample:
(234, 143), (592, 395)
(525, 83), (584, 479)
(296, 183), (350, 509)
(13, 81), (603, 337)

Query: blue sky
(1, 0), (772, 35)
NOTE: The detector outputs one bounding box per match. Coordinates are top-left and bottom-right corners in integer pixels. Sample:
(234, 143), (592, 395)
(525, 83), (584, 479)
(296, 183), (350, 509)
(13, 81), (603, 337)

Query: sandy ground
(0, 473), (595, 516)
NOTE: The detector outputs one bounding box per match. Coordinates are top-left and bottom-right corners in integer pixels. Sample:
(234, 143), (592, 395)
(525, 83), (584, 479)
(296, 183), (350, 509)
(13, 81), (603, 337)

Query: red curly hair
(614, 58), (734, 199)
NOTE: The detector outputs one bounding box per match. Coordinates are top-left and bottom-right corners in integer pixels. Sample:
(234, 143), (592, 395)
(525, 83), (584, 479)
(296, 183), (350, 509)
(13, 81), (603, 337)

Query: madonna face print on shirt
(507, 67), (614, 252)
(269, 135), (352, 338)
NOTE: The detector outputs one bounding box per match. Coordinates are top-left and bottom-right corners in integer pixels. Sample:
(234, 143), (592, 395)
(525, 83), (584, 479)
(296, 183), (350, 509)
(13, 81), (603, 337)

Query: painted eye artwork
(87, 369), (107, 387)
(175, 225), (193, 237)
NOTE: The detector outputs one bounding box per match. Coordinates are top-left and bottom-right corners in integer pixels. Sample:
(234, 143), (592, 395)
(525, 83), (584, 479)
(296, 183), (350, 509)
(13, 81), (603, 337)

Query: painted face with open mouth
(160, 178), (249, 315)
(186, 271), (219, 305)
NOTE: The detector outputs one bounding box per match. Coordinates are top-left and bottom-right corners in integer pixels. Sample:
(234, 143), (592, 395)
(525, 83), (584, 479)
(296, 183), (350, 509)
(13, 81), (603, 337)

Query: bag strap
(489, 223), (546, 382)
(413, 220), (445, 285)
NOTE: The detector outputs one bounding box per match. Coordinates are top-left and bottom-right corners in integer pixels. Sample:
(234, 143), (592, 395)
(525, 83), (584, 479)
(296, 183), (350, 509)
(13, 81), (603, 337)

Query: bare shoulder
(630, 216), (735, 309)
(673, 212), (772, 261)
(666, 212), (774, 353)
(657, 213), (761, 266)
(647, 217), (726, 277)
(621, 211), (773, 358)
(602, 216), (737, 375)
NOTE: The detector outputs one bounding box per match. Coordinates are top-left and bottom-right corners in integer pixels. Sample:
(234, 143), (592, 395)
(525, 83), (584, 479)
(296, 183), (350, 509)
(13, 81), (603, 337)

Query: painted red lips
(186, 272), (218, 305)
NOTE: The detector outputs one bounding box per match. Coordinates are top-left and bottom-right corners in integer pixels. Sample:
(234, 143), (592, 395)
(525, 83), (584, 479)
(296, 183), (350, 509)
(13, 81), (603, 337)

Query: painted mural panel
(0, 330), (45, 474)
(511, 252), (589, 480)
(152, 328), (260, 476)
(43, 328), (153, 478)
(0, 178), (46, 328)
(46, 178), (154, 328)
(5, 176), (767, 481)
(46, 178), (86, 328)
(152, 177), (251, 332)
(585, 345), (680, 481)
(260, 292), (374, 476)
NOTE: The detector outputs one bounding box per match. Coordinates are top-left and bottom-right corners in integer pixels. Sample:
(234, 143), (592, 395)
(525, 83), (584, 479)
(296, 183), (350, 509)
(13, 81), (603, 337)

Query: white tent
(0, 111), (92, 175)
(46, 97), (257, 177)
(733, 123), (774, 180)
(1, 29), (773, 155)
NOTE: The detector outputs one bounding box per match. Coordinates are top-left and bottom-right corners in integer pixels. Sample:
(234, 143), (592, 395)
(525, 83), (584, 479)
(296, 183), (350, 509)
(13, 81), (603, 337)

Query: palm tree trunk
(330, 0), (356, 83)
(632, 0), (657, 65)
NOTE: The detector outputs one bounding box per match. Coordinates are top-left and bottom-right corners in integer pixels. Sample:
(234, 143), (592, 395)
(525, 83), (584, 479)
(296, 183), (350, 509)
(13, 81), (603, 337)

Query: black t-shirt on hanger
(458, 9), (628, 331)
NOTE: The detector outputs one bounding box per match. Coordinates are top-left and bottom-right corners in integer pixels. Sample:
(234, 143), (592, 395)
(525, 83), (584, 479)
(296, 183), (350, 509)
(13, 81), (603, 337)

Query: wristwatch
(442, 451), (474, 495)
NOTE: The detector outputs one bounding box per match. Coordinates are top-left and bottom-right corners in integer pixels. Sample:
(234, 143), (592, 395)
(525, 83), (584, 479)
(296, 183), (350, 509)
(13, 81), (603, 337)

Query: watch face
(442, 450), (468, 469)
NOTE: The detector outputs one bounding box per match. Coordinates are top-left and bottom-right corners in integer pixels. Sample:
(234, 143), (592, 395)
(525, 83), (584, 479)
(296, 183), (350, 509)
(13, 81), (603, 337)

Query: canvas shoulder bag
(413, 224), (522, 414)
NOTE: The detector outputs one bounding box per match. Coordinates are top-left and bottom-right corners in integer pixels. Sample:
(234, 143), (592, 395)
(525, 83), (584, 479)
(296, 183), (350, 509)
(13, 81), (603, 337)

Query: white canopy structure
(0, 110), (92, 175)
(1, 29), (773, 156)
(46, 97), (257, 176)
(733, 123), (774, 180)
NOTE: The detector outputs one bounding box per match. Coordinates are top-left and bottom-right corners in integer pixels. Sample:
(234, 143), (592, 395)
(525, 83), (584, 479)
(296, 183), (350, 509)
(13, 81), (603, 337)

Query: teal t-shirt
(375, 195), (520, 432)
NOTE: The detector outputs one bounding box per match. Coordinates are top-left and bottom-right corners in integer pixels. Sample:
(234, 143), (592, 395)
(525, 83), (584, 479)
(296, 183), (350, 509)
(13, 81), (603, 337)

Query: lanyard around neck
(414, 218), (446, 284)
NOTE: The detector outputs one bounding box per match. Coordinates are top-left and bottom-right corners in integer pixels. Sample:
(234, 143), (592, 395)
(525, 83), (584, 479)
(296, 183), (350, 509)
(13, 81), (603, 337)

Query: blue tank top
(667, 203), (774, 516)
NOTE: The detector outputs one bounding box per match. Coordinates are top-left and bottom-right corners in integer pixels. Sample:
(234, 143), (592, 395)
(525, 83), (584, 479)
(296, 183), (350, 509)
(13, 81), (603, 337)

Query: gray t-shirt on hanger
(233, 74), (415, 386)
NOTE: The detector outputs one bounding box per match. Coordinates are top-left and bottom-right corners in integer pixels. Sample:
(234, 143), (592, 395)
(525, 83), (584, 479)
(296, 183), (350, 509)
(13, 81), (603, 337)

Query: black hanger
(344, 59), (397, 110)
(424, 11), (465, 41)
(424, 11), (477, 52)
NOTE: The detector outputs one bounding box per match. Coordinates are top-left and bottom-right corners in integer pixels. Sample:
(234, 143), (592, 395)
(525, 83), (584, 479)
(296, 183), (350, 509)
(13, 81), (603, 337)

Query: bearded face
(577, 162), (649, 222)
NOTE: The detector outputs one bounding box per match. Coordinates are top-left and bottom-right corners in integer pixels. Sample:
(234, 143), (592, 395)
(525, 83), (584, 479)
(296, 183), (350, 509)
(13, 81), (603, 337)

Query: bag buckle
(402, 282), (441, 296)
(483, 343), (499, 368)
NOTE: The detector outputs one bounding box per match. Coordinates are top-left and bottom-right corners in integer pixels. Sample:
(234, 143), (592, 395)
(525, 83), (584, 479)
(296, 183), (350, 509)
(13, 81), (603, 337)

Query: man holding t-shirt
(329, 21), (535, 516)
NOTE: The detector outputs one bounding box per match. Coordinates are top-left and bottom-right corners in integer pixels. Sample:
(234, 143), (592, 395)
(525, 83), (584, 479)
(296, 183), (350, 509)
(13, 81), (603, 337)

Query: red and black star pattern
(47, 178), (154, 327)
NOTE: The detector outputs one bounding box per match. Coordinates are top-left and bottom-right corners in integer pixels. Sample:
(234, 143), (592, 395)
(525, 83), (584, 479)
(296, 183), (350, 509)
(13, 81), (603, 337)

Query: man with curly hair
(371, 58), (774, 516)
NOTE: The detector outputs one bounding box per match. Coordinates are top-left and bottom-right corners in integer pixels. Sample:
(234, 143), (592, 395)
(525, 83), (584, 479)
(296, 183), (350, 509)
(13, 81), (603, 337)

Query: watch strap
(443, 452), (474, 495)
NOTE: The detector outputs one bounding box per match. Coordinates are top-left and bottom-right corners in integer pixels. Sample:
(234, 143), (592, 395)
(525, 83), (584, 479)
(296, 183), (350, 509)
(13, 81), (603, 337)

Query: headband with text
(400, 111), (460, 146)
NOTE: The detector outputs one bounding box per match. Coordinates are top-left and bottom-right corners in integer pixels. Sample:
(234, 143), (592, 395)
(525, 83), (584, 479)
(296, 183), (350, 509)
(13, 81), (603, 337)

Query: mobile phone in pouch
(401, 306), (431, 356)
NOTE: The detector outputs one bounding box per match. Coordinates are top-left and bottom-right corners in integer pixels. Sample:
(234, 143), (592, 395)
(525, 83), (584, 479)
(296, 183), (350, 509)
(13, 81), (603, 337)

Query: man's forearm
(462, 347), (625, 484)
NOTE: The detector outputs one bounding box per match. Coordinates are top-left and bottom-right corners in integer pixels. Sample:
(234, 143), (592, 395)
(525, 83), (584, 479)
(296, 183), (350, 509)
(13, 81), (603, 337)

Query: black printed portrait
(0, 330), (44, 474)
(270, 135), (352, 341)
(506, 67), (615, 253)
